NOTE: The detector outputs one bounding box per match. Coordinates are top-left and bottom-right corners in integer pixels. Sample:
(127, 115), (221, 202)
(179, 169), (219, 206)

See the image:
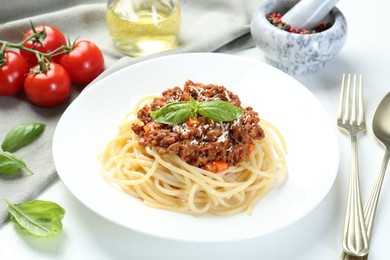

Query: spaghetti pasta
(100, 82), (287, 215)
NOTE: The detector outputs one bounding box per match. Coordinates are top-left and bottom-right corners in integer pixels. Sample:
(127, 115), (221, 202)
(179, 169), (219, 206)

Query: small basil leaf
(1, 122), (46, 152)
(4, 199), (65, 238)
(188, 97), (199, 118)
(0, 151), (33, 175)
(150, 102), (192, 125)
(198, 100), (244, 122)
(188, 96), (198, 110)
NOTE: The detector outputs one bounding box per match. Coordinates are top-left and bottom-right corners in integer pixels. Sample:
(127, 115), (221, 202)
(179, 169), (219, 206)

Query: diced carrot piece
(200, 145), (213, 151)
(215, 160), (229, 172)
(204, 160), (228, 173)
(187, 116), (200, 126)
(143, 122), (155, 134)
(248, 143), (255, 152)
(204, 162), (218, 173)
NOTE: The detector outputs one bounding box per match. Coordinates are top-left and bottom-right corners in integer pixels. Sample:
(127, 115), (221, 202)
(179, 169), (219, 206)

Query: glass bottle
(106, 0), (181, 57)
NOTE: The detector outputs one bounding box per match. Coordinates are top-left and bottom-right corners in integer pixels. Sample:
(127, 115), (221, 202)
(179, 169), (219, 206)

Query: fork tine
(338, 73), (347, 123)
(345, 74), (352, 124)
(351, 74), (358, 125)
(338, 73), (352, 124)
(357, 75), (365, 125)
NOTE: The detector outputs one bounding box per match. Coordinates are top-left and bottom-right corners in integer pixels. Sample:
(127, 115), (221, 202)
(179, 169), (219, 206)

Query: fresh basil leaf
(198, 100), (244, 122)
(4, 199), (65, 238)
(188, 96), (197, 110)
(1, 122), (46, 152)
(150, 97), (244, 124)
(188, 97), (198, 118)
(150, 101), (192, 124)
(0, 151), (33, 175)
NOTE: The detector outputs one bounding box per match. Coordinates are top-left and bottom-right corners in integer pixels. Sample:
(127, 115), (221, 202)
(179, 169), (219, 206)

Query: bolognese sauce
(131, 80), (265, 172)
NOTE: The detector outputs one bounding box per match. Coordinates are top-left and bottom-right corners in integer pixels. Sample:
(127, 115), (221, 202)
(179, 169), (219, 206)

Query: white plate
(53, 53), (339, 242)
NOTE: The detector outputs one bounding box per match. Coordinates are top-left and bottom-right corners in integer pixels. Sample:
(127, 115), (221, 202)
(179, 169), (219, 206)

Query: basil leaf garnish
(4, 199), (65, 238)
(150, 97), (244, 125)
(0, 151), (33, 175)
(198, 100), (244, 122)
(1, 122), (46, 152)
(150, 101), (193, 124)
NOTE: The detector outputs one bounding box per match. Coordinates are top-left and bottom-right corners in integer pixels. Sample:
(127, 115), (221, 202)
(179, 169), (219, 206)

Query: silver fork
(337, 74), (369, 257)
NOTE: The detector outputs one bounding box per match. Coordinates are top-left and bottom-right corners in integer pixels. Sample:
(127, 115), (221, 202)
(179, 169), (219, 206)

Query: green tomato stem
(0, 39), (67, 60)
(0, 42), (8, 66)
(0, 28), (71, 70)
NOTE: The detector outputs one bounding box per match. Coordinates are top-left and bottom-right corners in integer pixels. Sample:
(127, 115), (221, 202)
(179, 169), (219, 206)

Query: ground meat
(131, 80), (265, 168)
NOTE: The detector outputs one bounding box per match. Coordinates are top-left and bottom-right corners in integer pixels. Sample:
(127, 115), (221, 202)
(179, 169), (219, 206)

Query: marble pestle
(282, 0), (340, 29)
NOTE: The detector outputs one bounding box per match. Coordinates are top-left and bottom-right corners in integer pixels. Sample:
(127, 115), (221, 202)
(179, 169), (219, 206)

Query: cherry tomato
(0, 50), (30, 96)
(20, 25), (66, 66)
(24, 63), (71, 107)
(59, 40), (104, 86)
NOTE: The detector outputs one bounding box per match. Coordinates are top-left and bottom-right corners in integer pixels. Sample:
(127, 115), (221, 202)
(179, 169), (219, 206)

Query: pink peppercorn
(266, 13), (332, 34)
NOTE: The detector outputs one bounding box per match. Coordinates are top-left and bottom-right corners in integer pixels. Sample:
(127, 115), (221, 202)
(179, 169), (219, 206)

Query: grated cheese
(190, 139), (199, 145)
(216, 130), (229, 143)
(224, 90), (231, 101)
(172, 123), (190, 135)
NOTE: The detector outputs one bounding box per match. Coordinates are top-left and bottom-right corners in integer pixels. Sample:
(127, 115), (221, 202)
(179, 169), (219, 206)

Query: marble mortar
(250, 0), (348, 76)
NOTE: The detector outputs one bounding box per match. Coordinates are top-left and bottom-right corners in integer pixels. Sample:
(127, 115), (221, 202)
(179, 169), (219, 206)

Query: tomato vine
(0, 22), (104, 106)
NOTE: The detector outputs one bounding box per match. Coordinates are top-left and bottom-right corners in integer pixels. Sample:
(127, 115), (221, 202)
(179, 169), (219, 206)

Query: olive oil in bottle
(106, 0), (181, 57)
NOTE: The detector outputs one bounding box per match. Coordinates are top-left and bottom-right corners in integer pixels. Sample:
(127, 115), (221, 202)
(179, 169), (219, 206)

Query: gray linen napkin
(0, 0), (262, 223)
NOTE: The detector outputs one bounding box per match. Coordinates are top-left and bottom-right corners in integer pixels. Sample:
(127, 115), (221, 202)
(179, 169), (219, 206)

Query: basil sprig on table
(150, 97), (244, 124)
(4, 199), (65, 238)
(0, 122), (46, 175)
(1, 122), (45, 152)
(0, 151), (33, 175)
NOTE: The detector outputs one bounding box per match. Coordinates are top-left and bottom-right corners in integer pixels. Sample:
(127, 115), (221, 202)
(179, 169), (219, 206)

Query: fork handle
(342, 134), (369, 257)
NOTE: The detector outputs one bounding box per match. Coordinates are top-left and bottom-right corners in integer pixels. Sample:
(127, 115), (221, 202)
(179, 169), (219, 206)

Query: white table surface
(1, 1), (390, 259)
